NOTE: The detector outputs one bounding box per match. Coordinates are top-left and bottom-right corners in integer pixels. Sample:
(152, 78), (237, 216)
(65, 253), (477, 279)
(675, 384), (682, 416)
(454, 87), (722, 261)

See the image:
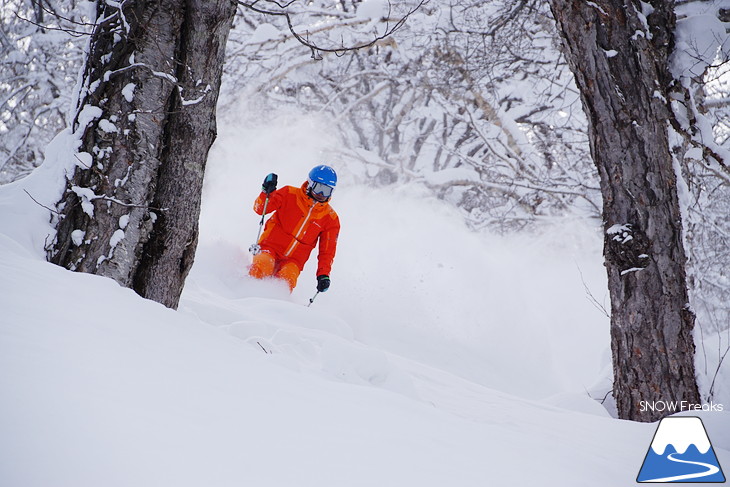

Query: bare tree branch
(238, 0), (426, 58)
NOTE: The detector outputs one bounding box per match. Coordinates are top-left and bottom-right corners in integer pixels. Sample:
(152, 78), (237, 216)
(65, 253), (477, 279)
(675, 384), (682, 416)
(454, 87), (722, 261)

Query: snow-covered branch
(238, 0), (425, 59)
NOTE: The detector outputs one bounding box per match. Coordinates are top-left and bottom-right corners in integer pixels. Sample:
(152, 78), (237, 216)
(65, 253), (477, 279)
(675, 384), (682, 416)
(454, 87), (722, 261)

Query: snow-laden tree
(48, 0), (236, 309)
(548, 0), (730, 422)
(0, 0), (87, 183)
(226, 0), (600, 230)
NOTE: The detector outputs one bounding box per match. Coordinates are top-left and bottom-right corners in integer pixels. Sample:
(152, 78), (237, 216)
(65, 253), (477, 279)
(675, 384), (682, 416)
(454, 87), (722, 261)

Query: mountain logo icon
(637, 416), (726, 483)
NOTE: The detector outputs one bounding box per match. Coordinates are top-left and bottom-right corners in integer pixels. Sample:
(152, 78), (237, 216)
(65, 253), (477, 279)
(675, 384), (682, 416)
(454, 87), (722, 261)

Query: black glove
(262, 173), (278, 194)
(317, 275), (330, 292)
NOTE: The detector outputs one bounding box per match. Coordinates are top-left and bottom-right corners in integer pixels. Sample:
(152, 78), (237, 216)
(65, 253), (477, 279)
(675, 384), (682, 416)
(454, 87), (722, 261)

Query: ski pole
(249, 195), (270, 255)
(307, 291), (320, 307)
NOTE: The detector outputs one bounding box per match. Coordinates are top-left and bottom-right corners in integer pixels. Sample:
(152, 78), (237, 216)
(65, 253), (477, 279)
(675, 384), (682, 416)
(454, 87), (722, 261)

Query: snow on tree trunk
(549, 0), (700, 421)
(48, 0), (236, 309)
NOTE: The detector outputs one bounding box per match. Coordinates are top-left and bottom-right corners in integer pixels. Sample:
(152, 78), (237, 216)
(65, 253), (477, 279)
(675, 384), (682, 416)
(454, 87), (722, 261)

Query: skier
(248, 165), (340, 293)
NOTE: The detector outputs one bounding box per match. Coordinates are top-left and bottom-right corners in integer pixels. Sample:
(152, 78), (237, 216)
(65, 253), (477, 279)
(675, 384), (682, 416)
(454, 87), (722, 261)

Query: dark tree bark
(549, 0), (700, 421)
(48, 0), (236, 309)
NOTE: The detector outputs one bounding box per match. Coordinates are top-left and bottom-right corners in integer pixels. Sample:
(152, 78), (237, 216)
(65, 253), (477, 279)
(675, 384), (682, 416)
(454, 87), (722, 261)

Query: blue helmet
(307, 165), (337, 202)
(309, 165), (337, 187)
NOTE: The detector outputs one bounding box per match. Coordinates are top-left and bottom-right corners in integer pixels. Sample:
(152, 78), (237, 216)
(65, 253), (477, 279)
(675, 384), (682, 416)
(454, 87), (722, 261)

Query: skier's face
(308, 181), (334, 202)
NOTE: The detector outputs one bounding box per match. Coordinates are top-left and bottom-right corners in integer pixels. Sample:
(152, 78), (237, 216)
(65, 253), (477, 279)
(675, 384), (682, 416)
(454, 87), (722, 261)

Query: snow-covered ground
(1, 102), (728, 486)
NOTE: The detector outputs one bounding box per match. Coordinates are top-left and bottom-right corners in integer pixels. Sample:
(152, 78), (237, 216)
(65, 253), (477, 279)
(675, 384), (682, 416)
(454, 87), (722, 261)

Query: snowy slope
(0, 236), (647, 487)
(1, 102), (728, 486)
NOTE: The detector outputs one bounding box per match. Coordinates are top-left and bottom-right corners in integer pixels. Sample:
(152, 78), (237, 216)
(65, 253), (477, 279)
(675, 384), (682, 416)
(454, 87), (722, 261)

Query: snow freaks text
(639, 401), (724, 413)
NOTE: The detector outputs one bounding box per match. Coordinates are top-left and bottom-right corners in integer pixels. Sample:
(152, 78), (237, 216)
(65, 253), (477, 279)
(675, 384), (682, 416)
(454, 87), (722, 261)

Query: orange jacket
(254, 183), (340, 276)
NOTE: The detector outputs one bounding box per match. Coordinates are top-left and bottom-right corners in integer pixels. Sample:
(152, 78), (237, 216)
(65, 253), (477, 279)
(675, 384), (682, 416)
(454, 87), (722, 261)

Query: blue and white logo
(637, 416), (726, 483)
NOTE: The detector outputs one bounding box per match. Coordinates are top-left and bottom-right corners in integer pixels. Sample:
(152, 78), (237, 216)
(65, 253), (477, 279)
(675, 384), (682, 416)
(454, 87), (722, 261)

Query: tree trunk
(549, 0), (700, 421)
(48, 0), (236, 309)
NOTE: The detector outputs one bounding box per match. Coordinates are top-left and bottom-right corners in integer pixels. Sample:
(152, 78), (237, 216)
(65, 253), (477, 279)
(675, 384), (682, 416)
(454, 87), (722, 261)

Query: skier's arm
(253, 187), (285, 215)
(253, 173), (283, 215)
(316, 215), (340, 276)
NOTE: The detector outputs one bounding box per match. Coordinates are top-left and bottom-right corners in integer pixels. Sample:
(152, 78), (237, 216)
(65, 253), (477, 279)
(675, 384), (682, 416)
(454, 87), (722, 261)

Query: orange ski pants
(249, 251), (301, 291)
